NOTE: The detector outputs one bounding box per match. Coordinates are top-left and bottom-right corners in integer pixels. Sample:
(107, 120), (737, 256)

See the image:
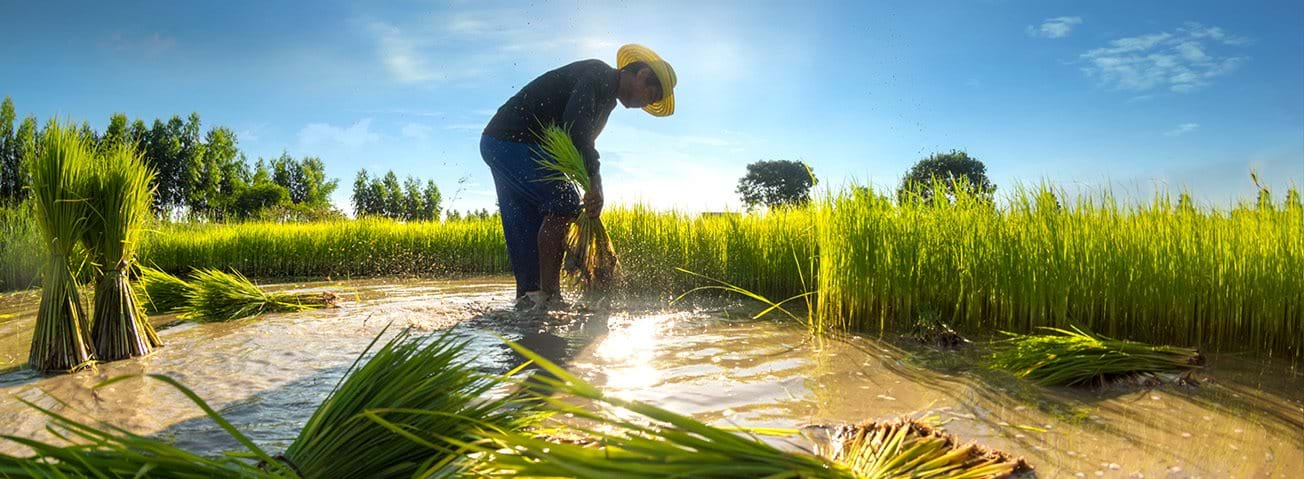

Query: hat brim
(617, 44), (676, 117)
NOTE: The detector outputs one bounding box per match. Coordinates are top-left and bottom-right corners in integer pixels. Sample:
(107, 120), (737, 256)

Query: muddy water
(1, 278), (1300, 478)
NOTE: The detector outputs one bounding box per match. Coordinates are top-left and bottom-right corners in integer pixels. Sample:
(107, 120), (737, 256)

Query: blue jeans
(480, 135), (581, 298)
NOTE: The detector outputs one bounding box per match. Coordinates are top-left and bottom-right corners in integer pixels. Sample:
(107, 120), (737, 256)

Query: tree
(0, 97), (14, 204)
(196, 127), (238, 216)
(352, 169), (372, 217)
(102, 113), (130, 148)
(233, 182), (291, 219)
(403, 176), (422, 221)
(898, 150), (995, 203)
(735, 159), (817, 210)
(9, 115), (37, 204)
(381, 171), (403, 219)
(421, 180), (442, 221)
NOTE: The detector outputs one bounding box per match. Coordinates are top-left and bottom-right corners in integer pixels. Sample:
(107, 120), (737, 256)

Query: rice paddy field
(1, 184), (1302, 477)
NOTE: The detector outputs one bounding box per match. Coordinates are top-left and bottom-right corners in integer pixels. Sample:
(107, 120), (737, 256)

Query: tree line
(0, 96), (455, 222)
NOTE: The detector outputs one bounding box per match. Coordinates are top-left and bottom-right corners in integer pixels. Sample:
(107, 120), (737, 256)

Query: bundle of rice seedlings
(26, 120), (96, 373)
(183, 268), (337, 322)
(1, 329), (542, 478)
(804, 418), (1028, 479)
(282, 328), (545, 479)
(81, 141), (161, 361)
(990, 326), (1204, 387)
(462, 340), (854, 479)
(535, 123), (620, 291)
(134, 265), (193, 314)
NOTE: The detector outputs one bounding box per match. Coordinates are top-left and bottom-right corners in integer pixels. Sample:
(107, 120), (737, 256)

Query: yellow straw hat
(617, 43), (676, 117)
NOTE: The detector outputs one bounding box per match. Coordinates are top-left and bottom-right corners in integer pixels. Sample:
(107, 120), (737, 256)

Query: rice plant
(462, 339), (854, 478)
(806, 418), (1028, 478)
(0, 329), (544, 478)
(81, 141), (161, 361)
(134, 265), (193, 314)
(183, 268), (337, 322)
(282, 328), (545, 479)
(535, 123), (620, 291)
(989, 326), (1204, 387)
(25, 120), (96, 373)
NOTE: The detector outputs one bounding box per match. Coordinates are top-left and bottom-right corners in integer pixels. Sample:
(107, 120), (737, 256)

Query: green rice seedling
(0, 378), (288, 479)
(183, 268), (337, 322)
(283, 328), (545, 479)
(81, 141), (161, 361)
(134, 265), (193, 314)
(989, 326), (1204, 387)
(805, 418), (1028, 479)
(535, 123), (620, 291)
(0, 202), (43, 292)
(460, 339), (854, 478)
(25, 120), (96, 373)
(1, 329), (543, 478)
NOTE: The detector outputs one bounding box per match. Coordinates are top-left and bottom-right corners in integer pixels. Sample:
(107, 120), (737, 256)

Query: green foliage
(82, 140), (162, 360)
(351, 168), (442, 221)
(135, 265), (193, 314)
(735, 159), (817, 210)
(284, 329), (544, 479)
(233, 182), (292, 217)
(898, 150), (995, 203)
(26, 120), (96, 373)
(183, 268), (335, 322)
(990, 327), (1203, 386)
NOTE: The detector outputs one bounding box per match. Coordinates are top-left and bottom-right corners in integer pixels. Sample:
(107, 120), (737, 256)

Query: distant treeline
(0, 96), (453, 222)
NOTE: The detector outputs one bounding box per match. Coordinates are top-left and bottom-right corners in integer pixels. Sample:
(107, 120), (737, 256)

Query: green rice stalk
(82, 141), (161, 361)
(462, 339), (855, 478)
(135, 265), (194, 314)
(183, 268), (337, 322)
(283, 328), (546, 479)
(535, 123), (620, 291)
(990, 326), (1204, 387)
(806, 418), (1028, 479)
(26, 120), (95, 373)
(0, 374), (288, 478)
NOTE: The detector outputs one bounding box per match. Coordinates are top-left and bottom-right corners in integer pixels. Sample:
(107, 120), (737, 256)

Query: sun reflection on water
(592, 313), (679, 394)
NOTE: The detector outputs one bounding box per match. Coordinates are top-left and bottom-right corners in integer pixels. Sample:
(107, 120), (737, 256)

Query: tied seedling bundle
(804, 418), (1028, 479)
(184, 268), (337, 322)
(81, 141), (161, 361)
(535, 123), (620, 291)
(26, 121), (95, 373)
(134, 265), (193, 314)
(990, 326), (1204, 387)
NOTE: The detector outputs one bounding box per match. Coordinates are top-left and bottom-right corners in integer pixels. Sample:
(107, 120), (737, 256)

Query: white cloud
(401, 123), (433, 140)
(299, 119), (380, 148)
(1164, 123), (1200, 137)
(1079, 23), (1249, 93)
(1027, 16), (1082, 39)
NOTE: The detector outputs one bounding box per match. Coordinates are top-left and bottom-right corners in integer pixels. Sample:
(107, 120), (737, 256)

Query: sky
(2, 0), (1302, 214)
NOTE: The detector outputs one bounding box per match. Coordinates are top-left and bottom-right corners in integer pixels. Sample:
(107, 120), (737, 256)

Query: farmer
(481, 44), (676, 310)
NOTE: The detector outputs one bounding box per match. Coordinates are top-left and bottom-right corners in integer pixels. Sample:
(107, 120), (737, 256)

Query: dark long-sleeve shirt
(483, 59), (618, 178)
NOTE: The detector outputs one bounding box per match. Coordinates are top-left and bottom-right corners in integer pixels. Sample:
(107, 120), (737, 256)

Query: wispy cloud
(299, 119), (380, 148)
(400, 123), (433, 140)
(1164, 122), (1200, 137)
(363, 8), (618, 85)
(100, 32), (176, 56)
(1079, 22), (1249, 93)
(1027, 16), (1082, 39)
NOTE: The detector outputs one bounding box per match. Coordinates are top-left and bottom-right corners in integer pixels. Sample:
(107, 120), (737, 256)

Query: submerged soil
(0, 277), (1300, 477)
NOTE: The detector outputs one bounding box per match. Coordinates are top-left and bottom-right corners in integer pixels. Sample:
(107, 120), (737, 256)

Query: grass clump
(25, 120), (95, 373)
(183, 268), (336, 322)
(990, 326), (1204, 387)
(806, 418), (1028, 479)
(82, 141), (161, 361)
(535, 123), (620, 291)
(134, 265), (193, 314)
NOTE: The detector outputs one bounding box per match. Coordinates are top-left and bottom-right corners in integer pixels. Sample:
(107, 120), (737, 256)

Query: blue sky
(3, 0), (1301, 213)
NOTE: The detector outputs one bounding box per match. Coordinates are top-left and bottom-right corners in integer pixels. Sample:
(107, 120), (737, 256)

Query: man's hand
(583, 175), (604, 219)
